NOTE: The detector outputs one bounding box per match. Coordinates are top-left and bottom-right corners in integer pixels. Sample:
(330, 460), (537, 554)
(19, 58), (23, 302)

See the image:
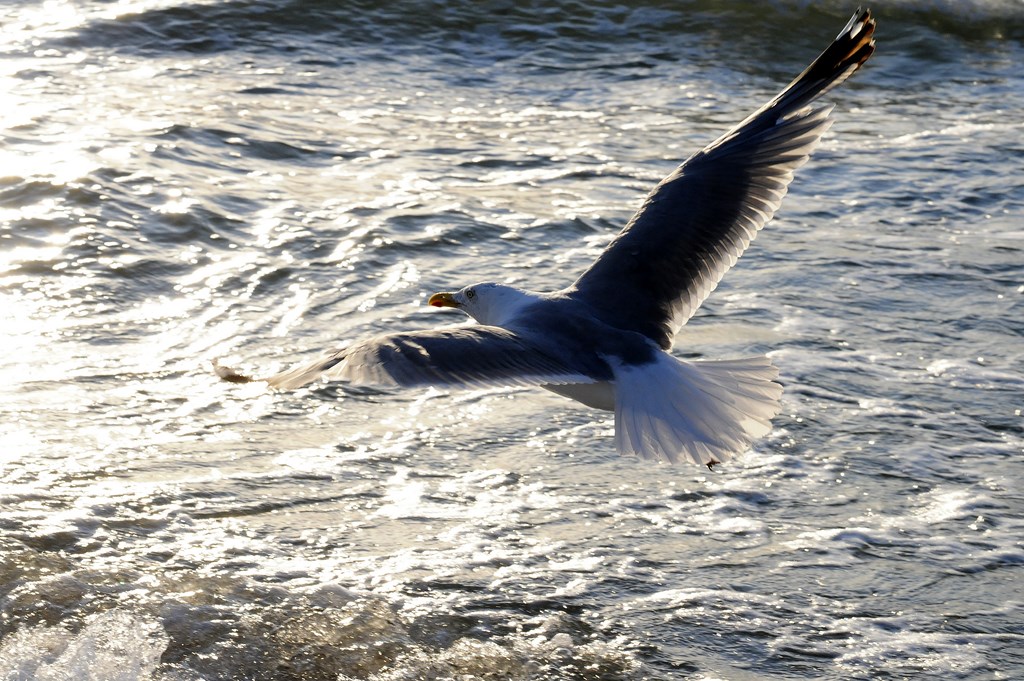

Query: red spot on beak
(428, 292), (458, 308)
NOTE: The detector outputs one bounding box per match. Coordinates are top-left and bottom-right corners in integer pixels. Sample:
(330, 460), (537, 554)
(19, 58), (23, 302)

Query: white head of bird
(428, 282), (535, 326)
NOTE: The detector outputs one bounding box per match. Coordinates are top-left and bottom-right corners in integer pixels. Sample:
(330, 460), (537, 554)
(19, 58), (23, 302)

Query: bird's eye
(466, 289), (475, 300)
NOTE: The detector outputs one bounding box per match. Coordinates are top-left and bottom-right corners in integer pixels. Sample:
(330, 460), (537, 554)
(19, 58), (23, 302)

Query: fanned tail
(613, 355), (782, 467)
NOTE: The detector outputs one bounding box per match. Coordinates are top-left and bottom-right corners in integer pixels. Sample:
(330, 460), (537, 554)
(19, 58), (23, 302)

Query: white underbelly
(542, 381), (615, 412)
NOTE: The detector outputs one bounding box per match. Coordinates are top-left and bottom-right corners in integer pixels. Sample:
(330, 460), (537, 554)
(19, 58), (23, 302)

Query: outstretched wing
(216, 326), (598, 390)
(567, 9), (875, 349)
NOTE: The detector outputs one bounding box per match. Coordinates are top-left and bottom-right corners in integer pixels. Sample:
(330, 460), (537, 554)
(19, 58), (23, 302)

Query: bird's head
(428, 282), (532, 326)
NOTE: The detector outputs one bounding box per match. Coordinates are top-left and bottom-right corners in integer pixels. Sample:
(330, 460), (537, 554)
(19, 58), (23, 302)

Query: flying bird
(217, 9), (876, 468)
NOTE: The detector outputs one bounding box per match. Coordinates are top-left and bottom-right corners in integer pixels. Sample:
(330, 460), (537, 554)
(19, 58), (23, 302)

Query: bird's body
(218, 9), (876, 467)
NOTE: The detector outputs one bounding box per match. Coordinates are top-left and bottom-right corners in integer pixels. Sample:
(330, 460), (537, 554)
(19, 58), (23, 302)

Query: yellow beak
(428, 292), (459, 308)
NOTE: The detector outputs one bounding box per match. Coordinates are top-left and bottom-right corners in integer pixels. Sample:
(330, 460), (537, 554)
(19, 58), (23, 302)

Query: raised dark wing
(216, 326), (597, 390)
(567, 9), (875, 349)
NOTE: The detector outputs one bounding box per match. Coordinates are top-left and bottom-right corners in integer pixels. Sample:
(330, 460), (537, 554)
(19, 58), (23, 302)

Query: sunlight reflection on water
(1, 1), (1023, 679)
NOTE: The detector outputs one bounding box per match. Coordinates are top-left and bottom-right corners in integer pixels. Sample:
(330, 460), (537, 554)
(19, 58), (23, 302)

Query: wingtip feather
(213, 360), (257, 384)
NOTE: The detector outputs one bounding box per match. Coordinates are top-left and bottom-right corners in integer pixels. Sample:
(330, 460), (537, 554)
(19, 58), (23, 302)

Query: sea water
(1, 1), (1022, 679)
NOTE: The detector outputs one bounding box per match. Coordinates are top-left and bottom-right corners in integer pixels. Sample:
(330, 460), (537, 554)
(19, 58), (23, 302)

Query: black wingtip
(813, 8), (876, 81)
(213, 360), (256, 384)
(845, 7), (876, 69)
(765, 7), (875, 117)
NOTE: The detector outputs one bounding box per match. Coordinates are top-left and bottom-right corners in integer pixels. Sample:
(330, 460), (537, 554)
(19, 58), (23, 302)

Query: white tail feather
(613, 355), (782, 466)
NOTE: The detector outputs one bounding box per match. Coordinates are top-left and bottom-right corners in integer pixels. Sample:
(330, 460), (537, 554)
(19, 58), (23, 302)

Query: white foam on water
(365, 634), (640, 681)
(0, 610), (168, 681)
(833, 614), (989, 678)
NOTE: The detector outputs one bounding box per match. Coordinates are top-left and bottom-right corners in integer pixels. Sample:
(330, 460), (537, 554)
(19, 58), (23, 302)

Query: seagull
(217, 9), (875, 468)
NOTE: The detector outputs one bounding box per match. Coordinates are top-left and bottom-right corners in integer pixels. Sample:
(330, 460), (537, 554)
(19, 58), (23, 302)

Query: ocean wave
(24, 0), (1024, 63)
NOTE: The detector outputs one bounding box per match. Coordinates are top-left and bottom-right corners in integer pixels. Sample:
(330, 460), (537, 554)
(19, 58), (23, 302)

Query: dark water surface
(1, 1), (1022, 679)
